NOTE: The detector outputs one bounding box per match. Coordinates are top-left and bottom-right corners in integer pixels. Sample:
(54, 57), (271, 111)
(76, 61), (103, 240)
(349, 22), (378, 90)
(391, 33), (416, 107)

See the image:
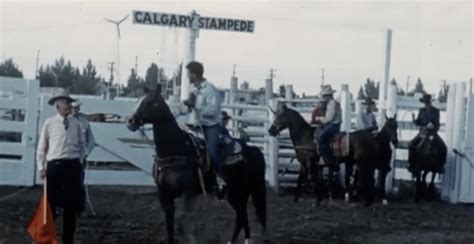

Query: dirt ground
(1, 185), (474, 244)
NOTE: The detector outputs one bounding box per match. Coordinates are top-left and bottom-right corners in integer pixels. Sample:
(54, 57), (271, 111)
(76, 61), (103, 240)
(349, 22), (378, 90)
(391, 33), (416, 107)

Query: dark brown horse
(409, 127), (447, 202)
(268, 105), (398, 206)
(127, 85), (268, 244)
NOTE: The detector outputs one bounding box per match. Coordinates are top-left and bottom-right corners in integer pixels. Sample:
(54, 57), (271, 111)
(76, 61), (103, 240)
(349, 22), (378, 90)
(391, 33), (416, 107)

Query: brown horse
(127, 85), (268, 244)
(268, 105), (398, 206)
(409, 127), (447, 202)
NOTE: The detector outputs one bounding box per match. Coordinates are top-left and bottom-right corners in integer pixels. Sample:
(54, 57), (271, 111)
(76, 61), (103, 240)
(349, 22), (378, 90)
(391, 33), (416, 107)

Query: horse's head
(383, 114), (398, 146)
(127, 84), (171, 132)
(268, 104), (292, 136)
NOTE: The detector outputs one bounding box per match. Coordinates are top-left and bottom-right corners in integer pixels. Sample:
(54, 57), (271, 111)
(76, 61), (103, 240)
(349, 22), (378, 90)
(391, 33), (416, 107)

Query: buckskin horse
(409, 127), (447, 202)
(268, 104), (398, 206)
(126, 85), (267, 244)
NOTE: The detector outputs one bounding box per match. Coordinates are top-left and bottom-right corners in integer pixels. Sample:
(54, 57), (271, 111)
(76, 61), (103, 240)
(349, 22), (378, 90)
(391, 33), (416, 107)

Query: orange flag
(27, 179), (57, 244)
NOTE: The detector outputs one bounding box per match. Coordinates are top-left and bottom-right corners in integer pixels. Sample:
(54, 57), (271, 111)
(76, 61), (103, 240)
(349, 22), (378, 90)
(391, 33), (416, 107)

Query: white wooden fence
(1, 76), (473, 203)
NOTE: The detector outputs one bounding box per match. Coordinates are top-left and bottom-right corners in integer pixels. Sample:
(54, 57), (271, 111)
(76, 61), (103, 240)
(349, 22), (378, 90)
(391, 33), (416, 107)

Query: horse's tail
(246, 146), (267, 230)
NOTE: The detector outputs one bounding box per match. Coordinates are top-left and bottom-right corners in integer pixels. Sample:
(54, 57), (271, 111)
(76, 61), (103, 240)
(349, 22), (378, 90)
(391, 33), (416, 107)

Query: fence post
(449, 82), (467, 203)
(385, 81), (398, 193)
(340, 84), (351, 132)
(442, 82), (457, 201)
(267, 99), (279, 191)
(265, 78), (273, 104)
(230, 77), (238, 133)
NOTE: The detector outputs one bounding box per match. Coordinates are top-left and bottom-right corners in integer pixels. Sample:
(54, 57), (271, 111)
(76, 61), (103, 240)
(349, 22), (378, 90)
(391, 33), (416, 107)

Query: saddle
(186, 127), (245, 168)
(329, 133), (350, 158)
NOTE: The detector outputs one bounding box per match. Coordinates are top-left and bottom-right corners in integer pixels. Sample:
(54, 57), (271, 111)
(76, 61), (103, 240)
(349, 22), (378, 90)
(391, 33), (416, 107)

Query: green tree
(278, 84), (286, 97)
(126, 68), (145, 97)
(438, 81), (448, 103)
(145, 63), (159, 88)
(39, 57), (78, 89)
(71, 59), (101, 94)
(0, 59), (23, 78)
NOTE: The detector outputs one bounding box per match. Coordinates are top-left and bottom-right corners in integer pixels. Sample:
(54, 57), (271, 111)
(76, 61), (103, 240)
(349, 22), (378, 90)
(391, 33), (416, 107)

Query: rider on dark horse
(408, 94), (441, 172)
(356, 97), (377, 131)
(315, 85), (342, 166)
(182, 61), (224, 192)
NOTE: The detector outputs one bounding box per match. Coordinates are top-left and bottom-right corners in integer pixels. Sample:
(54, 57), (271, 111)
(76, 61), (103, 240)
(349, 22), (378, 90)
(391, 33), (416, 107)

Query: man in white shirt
(317, 85), (342, 166)
(36, 89), (85, 244)
(183, 61), (223, 191)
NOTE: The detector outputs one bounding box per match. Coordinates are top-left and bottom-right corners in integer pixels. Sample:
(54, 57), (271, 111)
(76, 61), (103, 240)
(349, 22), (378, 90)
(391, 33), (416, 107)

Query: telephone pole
(232, 64), (237, 77)
(135, 56), (138, 74)
(269, 68), (276, 81)
(35, 50), (40, 79)
(406, 75), (410, 96)
(108, 62), (115, 84)
(321, 68), (325, 86)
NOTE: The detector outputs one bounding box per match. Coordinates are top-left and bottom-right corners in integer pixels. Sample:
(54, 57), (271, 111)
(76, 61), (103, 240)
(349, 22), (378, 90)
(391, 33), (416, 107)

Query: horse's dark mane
(150, 96), (197, 159)
(286, 107), (313, 131)
(284, 107), (315, 143)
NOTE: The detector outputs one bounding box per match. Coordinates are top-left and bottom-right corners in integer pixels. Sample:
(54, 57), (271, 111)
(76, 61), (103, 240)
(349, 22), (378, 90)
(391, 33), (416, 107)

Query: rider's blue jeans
(202, 124), (222, 176)
(317, 123), (341, 162)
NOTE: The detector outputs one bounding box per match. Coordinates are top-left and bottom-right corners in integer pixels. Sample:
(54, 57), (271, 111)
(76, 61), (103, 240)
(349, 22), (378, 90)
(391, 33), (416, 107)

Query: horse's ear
(393, 113), (397, 120)
(384, 113), (389, 120)
(154, 84), (162, 99)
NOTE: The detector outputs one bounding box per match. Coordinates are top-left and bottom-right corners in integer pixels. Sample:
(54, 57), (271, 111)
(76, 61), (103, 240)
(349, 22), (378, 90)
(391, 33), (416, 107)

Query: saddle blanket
(330, 133), (350, 158)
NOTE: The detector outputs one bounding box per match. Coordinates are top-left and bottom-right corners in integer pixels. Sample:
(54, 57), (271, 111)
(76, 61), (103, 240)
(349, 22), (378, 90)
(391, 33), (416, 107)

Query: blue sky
(1, 0), (472, 95)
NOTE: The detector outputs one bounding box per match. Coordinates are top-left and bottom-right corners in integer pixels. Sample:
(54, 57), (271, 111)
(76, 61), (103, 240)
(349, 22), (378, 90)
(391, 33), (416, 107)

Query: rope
(453, 149), (474, 168)
(84, 161), (97, 216)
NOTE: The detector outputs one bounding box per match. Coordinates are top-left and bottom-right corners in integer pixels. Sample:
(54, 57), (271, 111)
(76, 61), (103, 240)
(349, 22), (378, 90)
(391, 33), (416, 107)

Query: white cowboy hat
(48, 88), (75, 106)
(71, 99), (83, 108)
(320, 85), (336, 96)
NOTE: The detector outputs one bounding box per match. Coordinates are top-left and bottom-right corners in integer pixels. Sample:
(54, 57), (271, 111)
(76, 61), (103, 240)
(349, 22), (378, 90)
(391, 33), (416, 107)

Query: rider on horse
(183, 61), (224, 190)
(315, 85), (342, 166)
(408, 94), (441, 172)
(356, 97), (377, 131)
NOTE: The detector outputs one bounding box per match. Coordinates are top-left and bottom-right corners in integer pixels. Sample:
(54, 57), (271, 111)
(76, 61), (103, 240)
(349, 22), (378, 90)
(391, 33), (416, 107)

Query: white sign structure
(133, 10), (255, 102)
(133, 10), (255, 33)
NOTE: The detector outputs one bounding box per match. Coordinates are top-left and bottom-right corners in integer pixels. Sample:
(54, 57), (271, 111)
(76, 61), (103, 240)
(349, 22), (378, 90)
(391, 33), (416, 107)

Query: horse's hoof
(382, 199), (388, 206)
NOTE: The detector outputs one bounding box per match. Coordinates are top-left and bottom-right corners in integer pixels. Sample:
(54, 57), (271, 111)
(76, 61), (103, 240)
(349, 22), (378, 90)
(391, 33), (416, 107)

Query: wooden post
(385, 81), (397, 193)
(442, 83), (457, 201)
(265, 78), (273, 104)
(230, 76), (238, 132)
(285, 85), (293, 100)
(267, 99), (279, 191)
(378, 29), (392, 126)
(180, 11), (199, 102)
(340, 84), (351, 132)
(449, 82), (467, 203)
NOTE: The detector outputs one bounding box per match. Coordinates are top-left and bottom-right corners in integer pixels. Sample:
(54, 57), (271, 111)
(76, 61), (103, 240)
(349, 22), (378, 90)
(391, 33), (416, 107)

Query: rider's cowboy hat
(48, 88), (75, 106)
(419, 94), (433, 104)
(221, 111), (231, 120)
(362, 97), (375, 105)
(320, 85), (336, 96)
(71, 99), (83, 108)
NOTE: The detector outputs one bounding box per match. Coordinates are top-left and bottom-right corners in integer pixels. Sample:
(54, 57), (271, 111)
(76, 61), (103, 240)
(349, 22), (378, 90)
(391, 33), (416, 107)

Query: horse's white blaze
(382, 199), (388, 206)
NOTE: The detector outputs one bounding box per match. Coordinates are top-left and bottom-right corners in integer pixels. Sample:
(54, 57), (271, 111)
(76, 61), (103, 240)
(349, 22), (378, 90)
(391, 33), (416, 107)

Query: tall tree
(363, 78), (379, 99)
(39, 57), (78, 89)
(126, 68), (145, 97)
(357, 86), (366, 99)
(71, 59), (101, 94)
(412, 77), (425, 94)
(0, 59), (23, 78)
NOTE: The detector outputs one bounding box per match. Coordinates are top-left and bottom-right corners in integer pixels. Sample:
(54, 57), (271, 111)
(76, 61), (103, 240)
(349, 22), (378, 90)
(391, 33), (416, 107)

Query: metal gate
(0, 77), (39, 186)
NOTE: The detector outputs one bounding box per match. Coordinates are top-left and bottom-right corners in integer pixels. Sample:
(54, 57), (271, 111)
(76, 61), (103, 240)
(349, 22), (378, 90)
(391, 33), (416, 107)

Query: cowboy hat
(48, 89), (75, 106)
(71, 99), (82, 108)
(320, 85), (336, 96)
(419, 94), (433, 104)
(221, 111), (231, 120)
(362, 97), (375, 105)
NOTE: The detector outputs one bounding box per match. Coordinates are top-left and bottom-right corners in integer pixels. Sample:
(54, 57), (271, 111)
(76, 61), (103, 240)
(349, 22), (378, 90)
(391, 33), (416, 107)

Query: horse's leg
(251, 181), (268, 241)
(310, 164), (323, 206)
(327, 165), (339, 206)
(344, 162), (353, 203)
(422, 171), (429, 200)
(361, 165), (375, 207)
(294, 168), (307, 203)
(428, 172), (437, 201)
(378, 169), (388, 206)
(160, 192), (176, 244)
(180, 193), (199, 244)
(414, 170), (422, 203)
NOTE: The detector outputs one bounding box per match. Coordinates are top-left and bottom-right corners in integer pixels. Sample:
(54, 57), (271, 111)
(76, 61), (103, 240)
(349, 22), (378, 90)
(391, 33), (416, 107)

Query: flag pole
(43, 177), (47, 225)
